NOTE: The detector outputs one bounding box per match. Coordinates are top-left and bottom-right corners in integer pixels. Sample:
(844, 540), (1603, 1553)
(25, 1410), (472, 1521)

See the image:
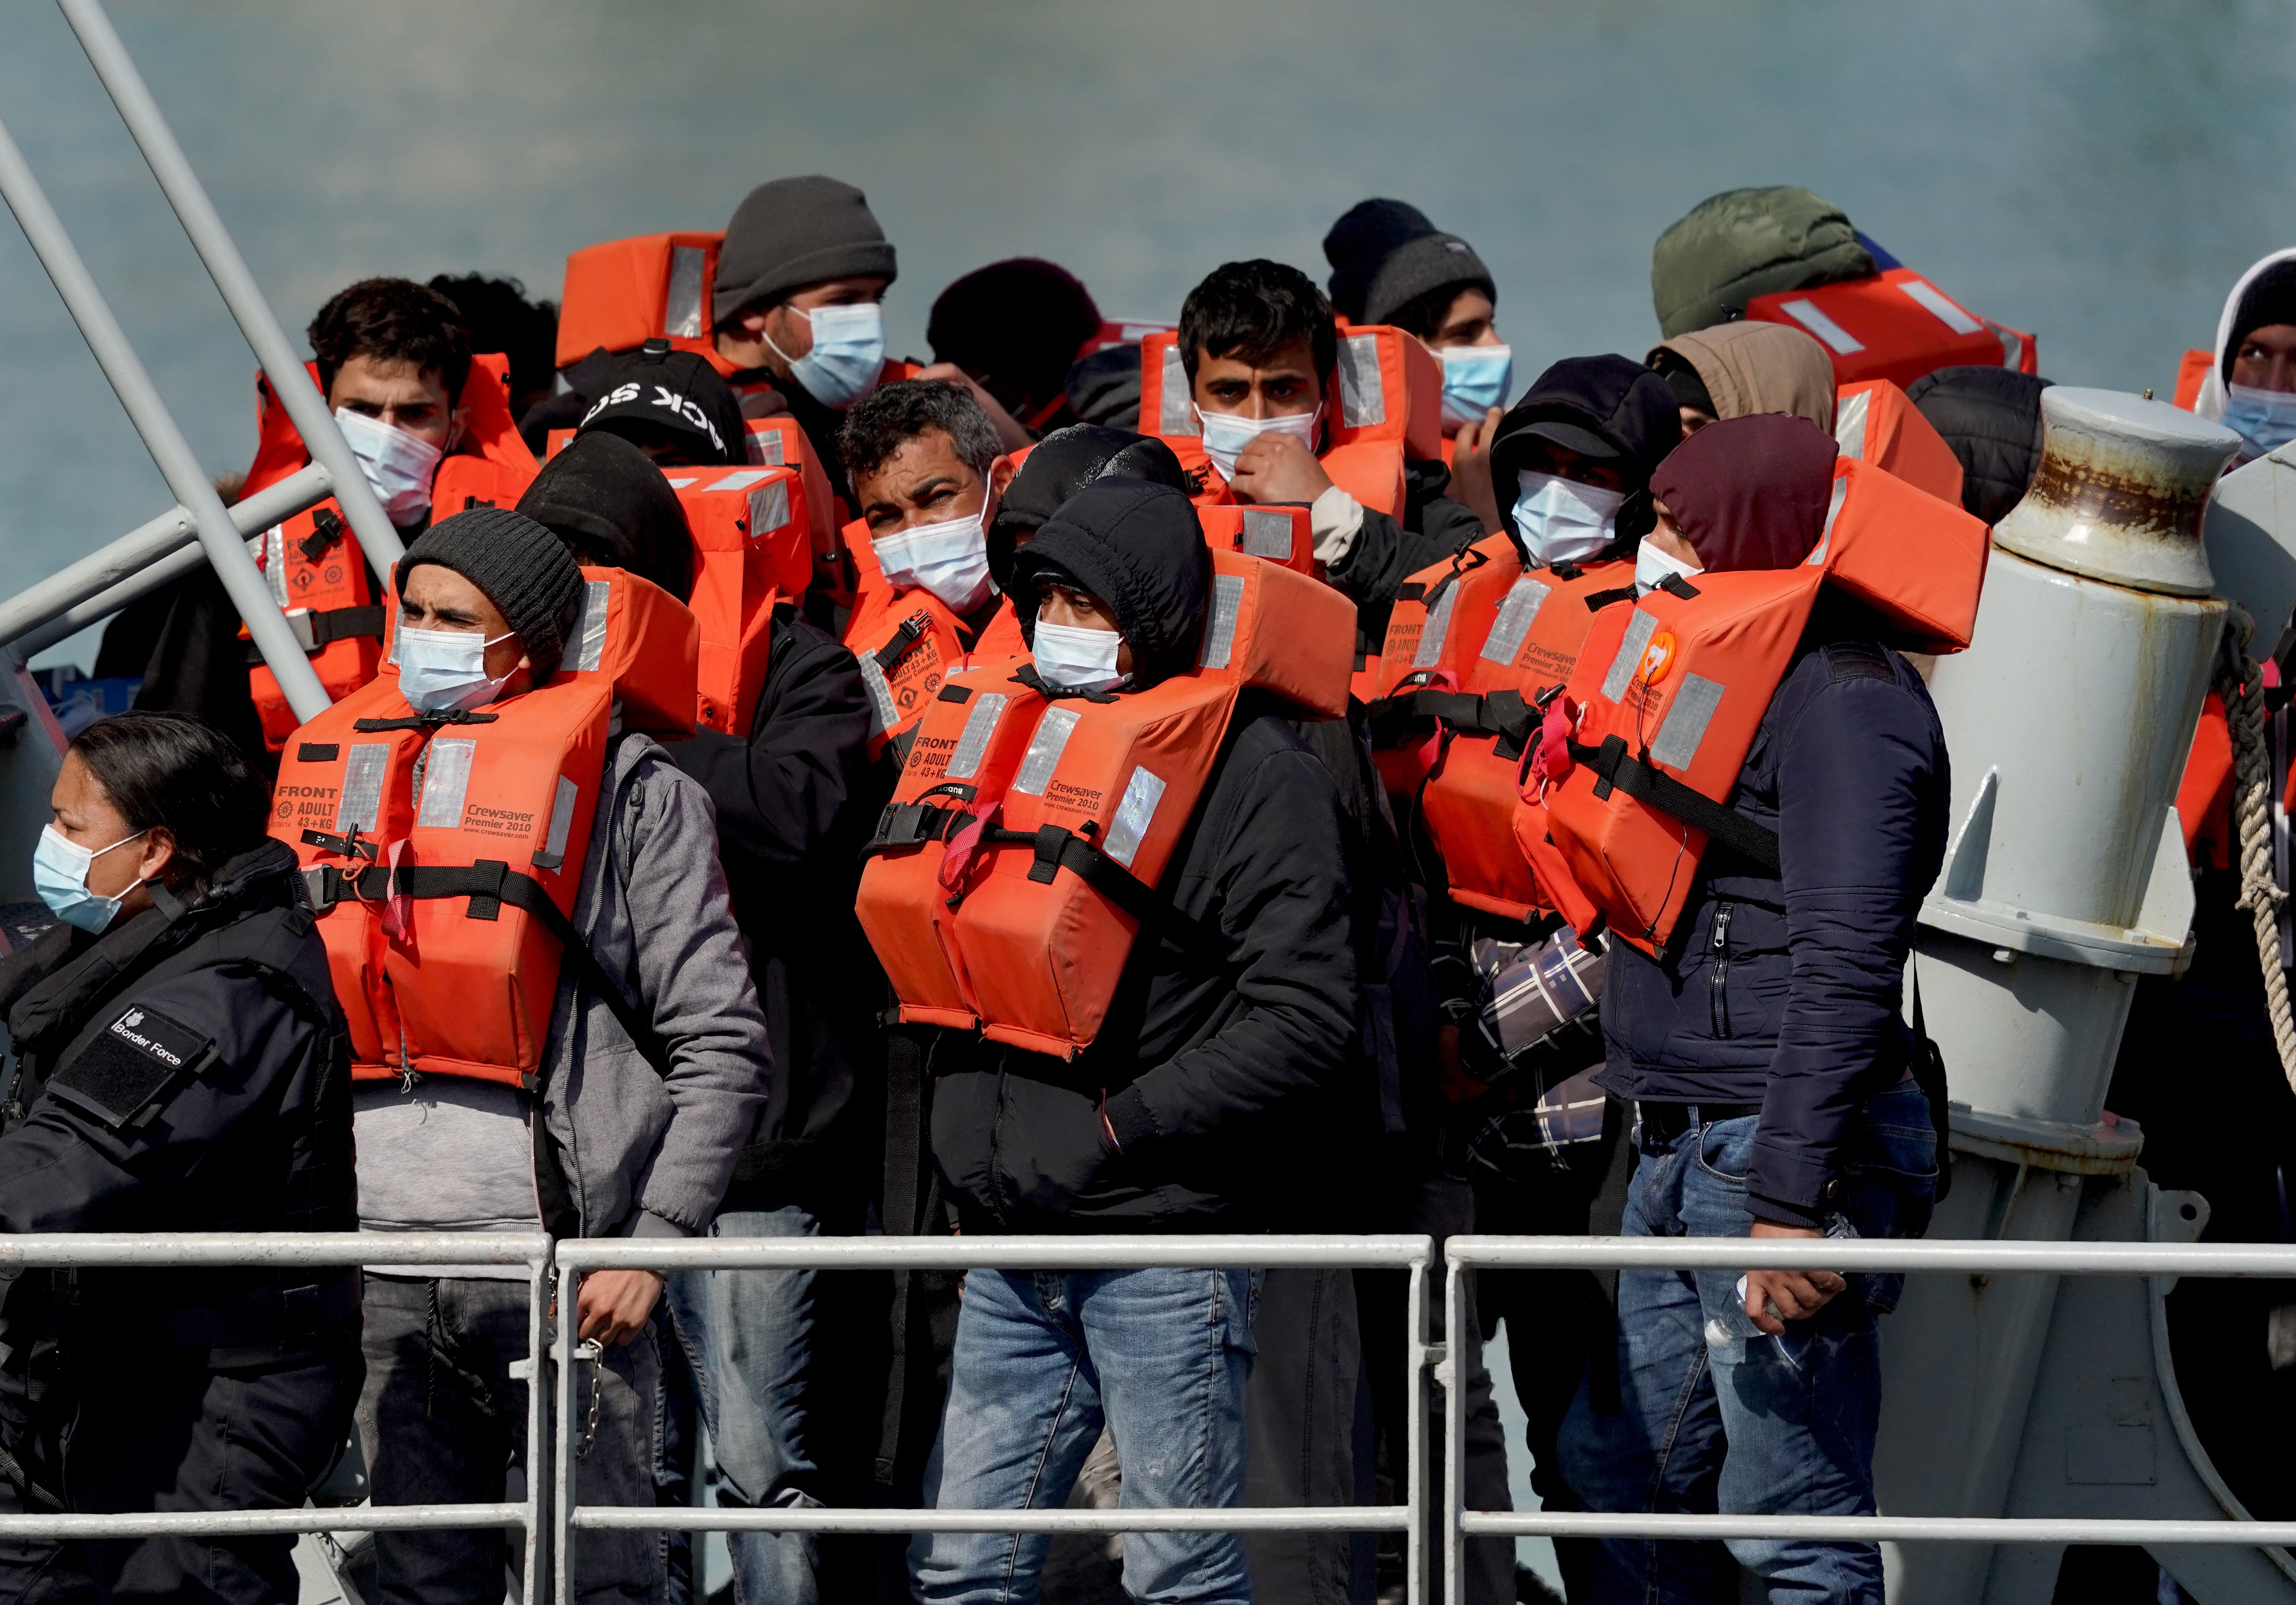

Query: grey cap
(395, 507), (588, 684)
(714, 176), (898, 324)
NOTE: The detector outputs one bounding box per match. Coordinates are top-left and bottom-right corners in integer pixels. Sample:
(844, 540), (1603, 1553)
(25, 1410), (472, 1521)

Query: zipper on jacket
(1709, 901), (1734, 1039)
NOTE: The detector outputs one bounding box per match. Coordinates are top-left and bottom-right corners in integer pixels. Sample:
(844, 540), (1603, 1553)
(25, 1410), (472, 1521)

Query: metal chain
(2216, 604), (2296, 1093)
(573, 1339), (603, 1461)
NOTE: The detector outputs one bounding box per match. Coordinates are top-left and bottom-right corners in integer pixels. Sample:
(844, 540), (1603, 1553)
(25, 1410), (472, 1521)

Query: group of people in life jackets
(14, 167), (2295, 1605)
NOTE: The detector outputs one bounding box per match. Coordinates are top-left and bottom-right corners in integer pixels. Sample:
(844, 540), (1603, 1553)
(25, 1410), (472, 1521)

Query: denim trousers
(911, 1265), (1261, 1605)
(1557, 1083), (1936, 1605)
(662, 1205), (838, 1605)
(357, 1273), (662, 1605)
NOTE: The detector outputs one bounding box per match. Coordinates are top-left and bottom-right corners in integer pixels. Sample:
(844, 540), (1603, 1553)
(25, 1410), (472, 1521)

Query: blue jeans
(911, 1265), (1261, 1605)
(1557, 1083), (1936, 1605)
(662, 1206), (829, 1605)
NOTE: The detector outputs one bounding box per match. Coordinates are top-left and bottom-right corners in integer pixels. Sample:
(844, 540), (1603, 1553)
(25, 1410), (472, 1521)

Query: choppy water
(3, 0), (2294, 662)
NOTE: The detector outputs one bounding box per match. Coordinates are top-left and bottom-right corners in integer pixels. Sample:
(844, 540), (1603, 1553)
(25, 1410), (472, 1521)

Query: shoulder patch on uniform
(1824, 640), (1894, 684)
(49, 1002), (213, 1127)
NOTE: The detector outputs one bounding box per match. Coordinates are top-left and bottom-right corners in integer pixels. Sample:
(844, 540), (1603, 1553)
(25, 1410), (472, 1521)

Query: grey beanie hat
(1323, 198), (1495, 328)
(395, 507), (588, 685)
(714, 176), (898, 324)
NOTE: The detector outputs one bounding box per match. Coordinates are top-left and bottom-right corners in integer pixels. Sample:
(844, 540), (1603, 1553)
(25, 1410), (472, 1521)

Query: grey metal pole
(55, 0), (405, 571)
(0, 461), (333, 655)
(0, 110), (332, 721)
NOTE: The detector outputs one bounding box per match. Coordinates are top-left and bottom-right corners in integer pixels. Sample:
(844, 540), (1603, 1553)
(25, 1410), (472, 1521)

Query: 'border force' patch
(49, 1001), (212, 1128)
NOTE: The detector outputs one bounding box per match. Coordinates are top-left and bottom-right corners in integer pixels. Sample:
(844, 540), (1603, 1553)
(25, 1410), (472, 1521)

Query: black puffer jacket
(0, 840), (356, 1349)
(1905, 365), (2053, 526)
(670, 602), (887, 1207)
(930, 481), (1360, 1231)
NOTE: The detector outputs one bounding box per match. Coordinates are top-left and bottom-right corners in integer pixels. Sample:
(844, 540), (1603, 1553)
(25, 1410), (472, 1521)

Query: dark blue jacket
(1598, 636), (1949, 1225)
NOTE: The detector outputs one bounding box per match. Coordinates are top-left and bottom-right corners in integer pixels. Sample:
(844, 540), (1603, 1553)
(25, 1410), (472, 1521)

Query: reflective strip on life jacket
(855, 550), (1354, 1055)
(1534, 457), (1988, 955)
(1746, 268), (2038, 391)
(271, 567), (698, 1089)
(1832, 379), (1965, 507)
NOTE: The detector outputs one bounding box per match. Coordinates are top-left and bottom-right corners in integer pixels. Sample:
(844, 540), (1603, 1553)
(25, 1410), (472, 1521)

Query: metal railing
(552, 1234), (1440, 1603)
(0, 1232), (551, 1600)
(2, 1230), (2292, 1604)
(1440, 1234), (2296, 1602)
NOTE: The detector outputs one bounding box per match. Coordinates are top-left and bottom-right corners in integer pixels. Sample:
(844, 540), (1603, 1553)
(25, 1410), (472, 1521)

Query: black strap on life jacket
(1367, 683), (1545, 761)
(872, 613), (932, 674)
(242, 603), (388, 663)
(863, 783), (979, 856)
(974, 822), (1225, 959)
(299, 507), (348, 563)
(349, 708), (500, 733)
(301, 859), (671, 1081)
(1570, 733), (1783, 876)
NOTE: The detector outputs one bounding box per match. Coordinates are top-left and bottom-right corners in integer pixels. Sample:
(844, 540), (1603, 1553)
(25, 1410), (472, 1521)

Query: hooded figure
(2194, 249), (2296, 422)
(1648, 412), (1840, 572)
(1904, 366), (2053, 526)
(1485, 356), (1682, 562)
(574, 340), (749, 467)
(1010, 478), (1210, 691)
(517, 431), (696, 601)
(914, 475), (1357, 1605)
(1566, 412), (1948, 1605)
(1650, 186), (1875, 340)
(1646, 322), (1837, 434)
(988, 425), (1188, 593)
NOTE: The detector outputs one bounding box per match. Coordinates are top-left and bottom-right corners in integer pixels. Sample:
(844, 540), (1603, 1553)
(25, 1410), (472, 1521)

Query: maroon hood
(1650, 413), (1840, 572)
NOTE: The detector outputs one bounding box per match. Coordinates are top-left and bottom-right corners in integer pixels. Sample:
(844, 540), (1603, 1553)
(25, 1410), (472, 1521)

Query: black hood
(574, 341), (747, 467)
(517, 431), (695, 602)
(1487, 355), (1682, 556)
(1904, 365), (2054, 527)
(990, 426), (1189, 591)
(1011, 479), (1209, 691)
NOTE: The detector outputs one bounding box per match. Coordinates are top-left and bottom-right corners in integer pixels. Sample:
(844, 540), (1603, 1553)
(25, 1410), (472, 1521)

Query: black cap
(714, 176), (898, 323)
(517, 431), (695, 603)
(1011, 480), (1210, 690)
(1323, 198), (1495, 327)
(575, 340), (746, 466)
(395, 507), (588, 685)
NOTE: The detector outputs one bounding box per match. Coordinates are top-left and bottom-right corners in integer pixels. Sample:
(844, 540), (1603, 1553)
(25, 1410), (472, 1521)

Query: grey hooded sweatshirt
(355, 731), (772, 1261)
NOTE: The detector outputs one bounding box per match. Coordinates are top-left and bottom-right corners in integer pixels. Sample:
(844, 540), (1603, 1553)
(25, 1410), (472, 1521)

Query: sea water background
(0, 0), (2293, 1583)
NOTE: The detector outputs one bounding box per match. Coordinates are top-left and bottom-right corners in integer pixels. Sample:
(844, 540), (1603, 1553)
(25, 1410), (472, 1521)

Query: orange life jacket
(1831, 379), (1965, 506)
(1368, 535), (1637, 920)
(246, 355), (540, 748)
(272, 567), (698, 1090)
(1745, 267), (2038, 392)
(1134, 325), (1441, 518)
(659, 466), (811, 736)
(854, 549), (1354, 1056)
(1528, 456), (1988, 956)
(840, 516), (993, 763)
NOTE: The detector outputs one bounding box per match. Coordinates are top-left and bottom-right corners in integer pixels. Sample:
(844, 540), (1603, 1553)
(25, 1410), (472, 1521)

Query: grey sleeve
(619, 754), (775, 1233)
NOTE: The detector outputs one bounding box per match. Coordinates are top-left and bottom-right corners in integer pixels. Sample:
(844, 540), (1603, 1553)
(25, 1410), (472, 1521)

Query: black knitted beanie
(395, 506), (588, 684)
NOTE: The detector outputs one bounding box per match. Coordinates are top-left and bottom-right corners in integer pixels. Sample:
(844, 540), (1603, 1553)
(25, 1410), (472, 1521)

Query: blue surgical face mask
(1031, 619), (1126, 693)
(1193, 404), (1321, 482)
(1635, 539), (1704, 597)
(2222, 383), (2296, 467)
(769, 302), (886, 410)
(1440, 343), (1513, 430)
(396, 624), (515, 711)
(34, 822), (148, 934)
(1511, 469), (1625, 566)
